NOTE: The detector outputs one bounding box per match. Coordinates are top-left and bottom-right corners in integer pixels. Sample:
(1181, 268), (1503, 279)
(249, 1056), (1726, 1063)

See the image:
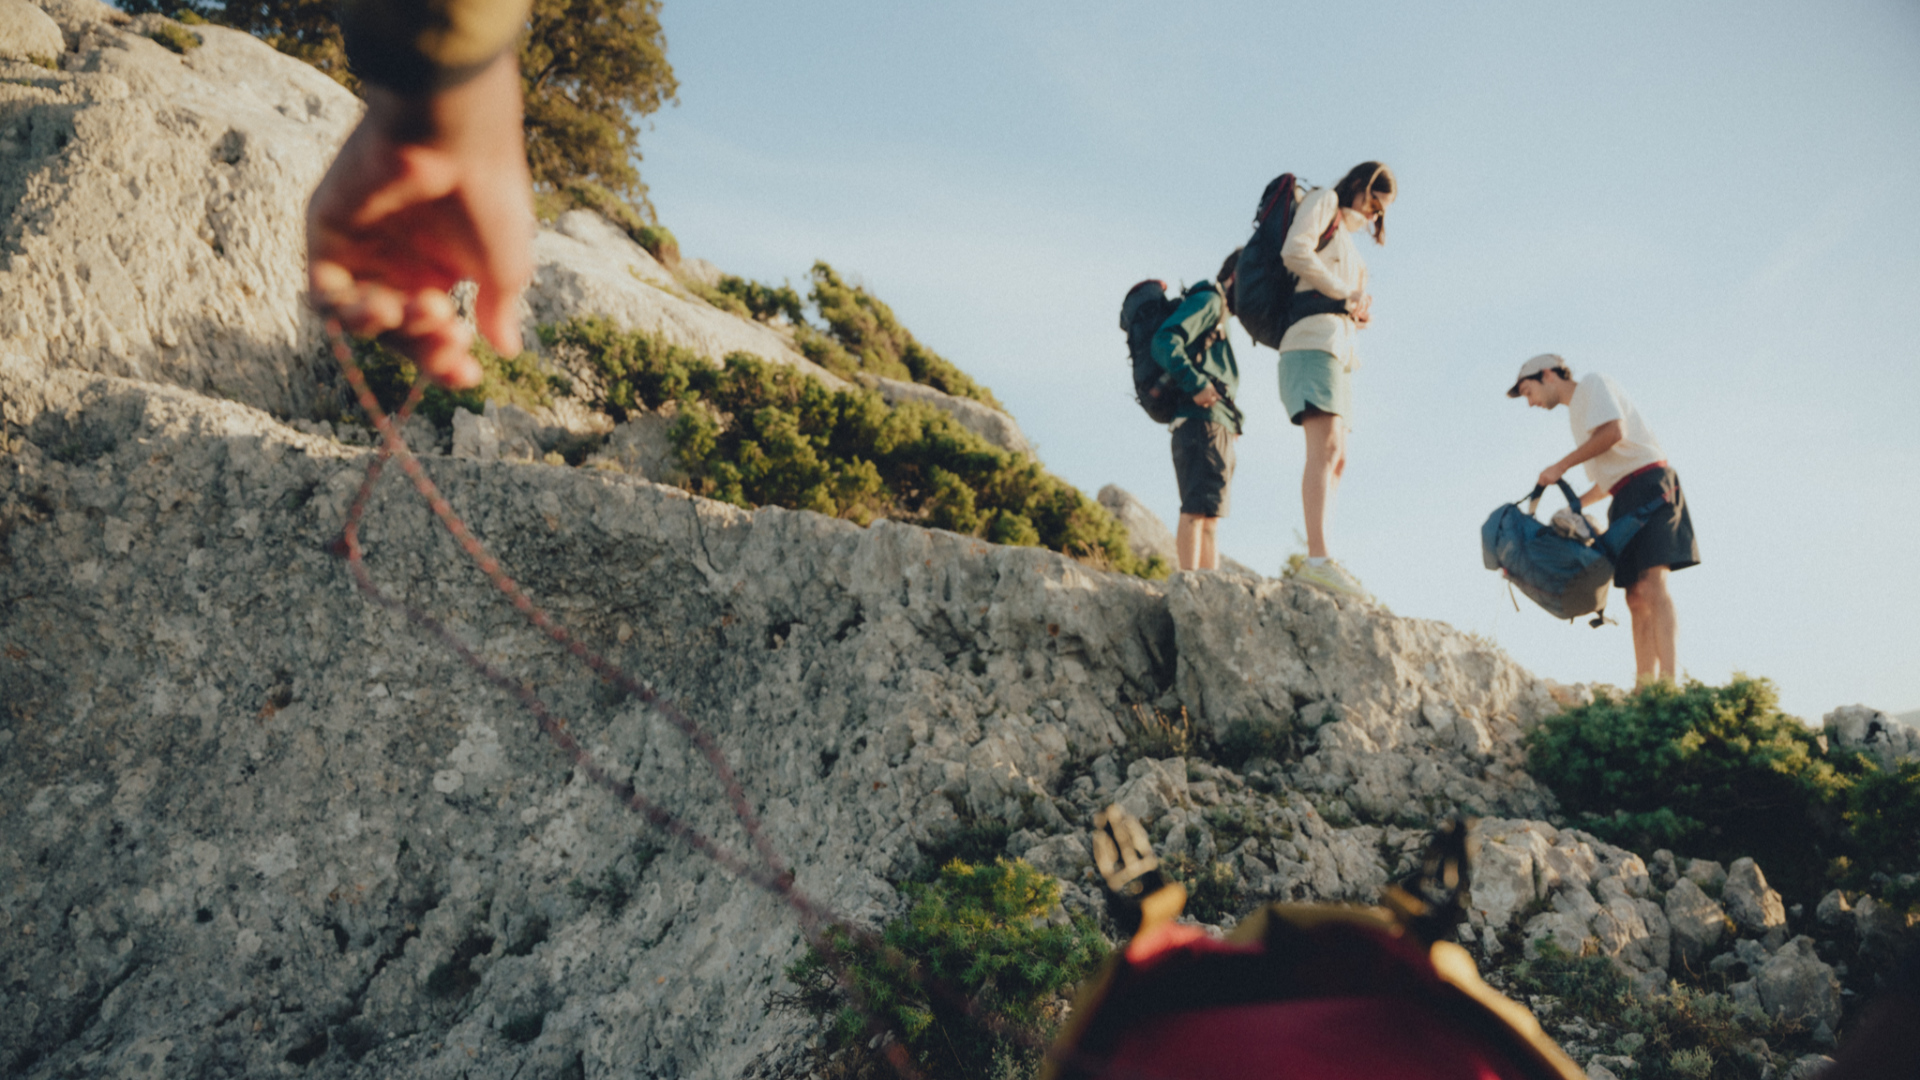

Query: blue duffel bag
(1481, 479), (1663, 628)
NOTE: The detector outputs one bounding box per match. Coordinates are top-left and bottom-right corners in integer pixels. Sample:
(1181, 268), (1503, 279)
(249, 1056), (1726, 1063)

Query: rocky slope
(1, 3), (1911, 1079)
(0, 357), (1556, 1077)
(0, 0), (1027, 455)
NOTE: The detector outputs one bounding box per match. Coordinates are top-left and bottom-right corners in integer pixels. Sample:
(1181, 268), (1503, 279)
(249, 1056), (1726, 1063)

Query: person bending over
(1509, 355), (1700, 684)
(1276, 161), (1396, 600)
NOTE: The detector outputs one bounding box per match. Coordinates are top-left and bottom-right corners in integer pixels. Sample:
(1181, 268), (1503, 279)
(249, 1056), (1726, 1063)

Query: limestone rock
(0, 11), (361, 416)
(1785, 1054), (1834, 1080)
(1164, 572), (1557, 822)
(1665, 877), (1730, 969)
(1684, 858), (1728, 892)
(1098, 484), (1177, 567)
(1469, 820), (1548, 930)
(1823, 704), (1920, 767)
(523, 210), (833, 385)
(1724, 858), (1788, 937)
(678, 256), (723, 288)
(0, 0), (63, 62)
(450, 405), (501, 461)
(869, 374), (1030, 457)
(1813, 889), (1852, 931)
(1648, 848), (1679, 890)
(1753, 937), (1842, 1030)
(1110, 756), (1190, 827)
(584, 409), (682, 481)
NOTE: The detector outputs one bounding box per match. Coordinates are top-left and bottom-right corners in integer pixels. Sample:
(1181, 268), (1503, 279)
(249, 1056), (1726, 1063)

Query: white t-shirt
(1568, 373), (1666, 494)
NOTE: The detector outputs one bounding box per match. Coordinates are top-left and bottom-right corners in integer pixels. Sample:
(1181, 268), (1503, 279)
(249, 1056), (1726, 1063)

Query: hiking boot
(1292, 559), (1370, 601)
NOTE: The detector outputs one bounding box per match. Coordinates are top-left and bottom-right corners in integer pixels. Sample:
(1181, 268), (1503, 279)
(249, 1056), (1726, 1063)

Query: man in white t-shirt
(1508, 355), (1700, 684)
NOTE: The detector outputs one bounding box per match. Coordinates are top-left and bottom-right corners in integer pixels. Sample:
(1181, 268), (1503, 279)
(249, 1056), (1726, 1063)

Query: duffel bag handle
(1521, 478), (1582, 517)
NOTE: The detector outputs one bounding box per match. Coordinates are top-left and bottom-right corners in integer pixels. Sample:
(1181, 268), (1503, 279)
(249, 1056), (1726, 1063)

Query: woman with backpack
(1278, 161), (1396, 600)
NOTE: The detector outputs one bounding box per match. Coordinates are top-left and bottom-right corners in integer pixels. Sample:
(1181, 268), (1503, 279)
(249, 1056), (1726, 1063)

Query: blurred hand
(1349, 291), (1373, 328)
(1192, 384), (1222, 409)
(308, 51), (533, 389)
(1538, 462), (1568, 488)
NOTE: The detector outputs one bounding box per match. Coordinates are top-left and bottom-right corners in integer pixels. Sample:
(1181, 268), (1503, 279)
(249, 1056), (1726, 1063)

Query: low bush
(145, 19), (202, 52)
(783, 858), (1108, 1080)
(350, 337), (561, 429)
(635, 224), (679, 268)
(540, 318), (1165, 577)
(1162, 853), (1244, 924)
(1510, 943), (1807, 1080)
(1525, 677), (1920, 903)
(714, 275), (805, 325)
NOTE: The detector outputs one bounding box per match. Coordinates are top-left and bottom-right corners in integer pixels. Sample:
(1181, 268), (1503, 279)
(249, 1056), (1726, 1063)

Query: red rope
(319, 321), (1148, 1080)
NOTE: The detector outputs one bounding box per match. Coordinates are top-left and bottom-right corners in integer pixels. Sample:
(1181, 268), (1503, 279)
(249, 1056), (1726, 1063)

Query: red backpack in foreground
(1043, 813), (1587, 1080)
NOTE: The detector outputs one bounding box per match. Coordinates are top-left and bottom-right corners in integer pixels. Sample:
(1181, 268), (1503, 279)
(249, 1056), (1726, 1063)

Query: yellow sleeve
(343, 0), (535, 94)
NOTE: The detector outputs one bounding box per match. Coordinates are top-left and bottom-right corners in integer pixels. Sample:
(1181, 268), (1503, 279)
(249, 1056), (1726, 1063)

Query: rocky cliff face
(0, 5), (1902, 1079)
(1, 355), (1590, 1077)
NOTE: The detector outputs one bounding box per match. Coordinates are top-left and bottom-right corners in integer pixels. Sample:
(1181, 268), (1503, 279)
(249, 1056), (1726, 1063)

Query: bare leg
(1625, 566), (1678, 683)
(1300, 411), (1347, 559)
(1198, 517), (1219, 571)
(1175, 511), (1205, 572)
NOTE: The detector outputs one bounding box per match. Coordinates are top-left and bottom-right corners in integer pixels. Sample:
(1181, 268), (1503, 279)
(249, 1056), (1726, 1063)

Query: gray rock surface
(1, 360), (1582, 1077)
(1664, 876), (1729, 969)
(1753, 937), (1843, 1030)
(1724, 857), (1788, 938)
(0, 0), (63, 62)
(1167, 573), (1556, 821)
(1098, 484), (1176, 566)
(1684, 857), (1728, 892)
(1824, 704), (1920, 767)
(521, 211), (835, 386)
(867, 374), (1030, 457)
(0, 4), (360, 416)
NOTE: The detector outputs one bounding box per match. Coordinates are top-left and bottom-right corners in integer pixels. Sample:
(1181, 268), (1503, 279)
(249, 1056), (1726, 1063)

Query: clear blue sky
(637, 0), (1920, 723)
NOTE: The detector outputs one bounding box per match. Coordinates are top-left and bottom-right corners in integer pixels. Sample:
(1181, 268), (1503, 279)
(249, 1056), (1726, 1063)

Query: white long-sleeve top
(1276, 186), (1369, 370)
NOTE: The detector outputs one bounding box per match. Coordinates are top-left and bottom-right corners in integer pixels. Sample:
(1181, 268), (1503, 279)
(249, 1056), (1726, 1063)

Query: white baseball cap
(1506, 353), (1570, 398)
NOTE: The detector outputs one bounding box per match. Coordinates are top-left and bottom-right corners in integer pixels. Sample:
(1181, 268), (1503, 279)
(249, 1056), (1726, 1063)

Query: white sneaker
(1292, 559), (1370, 601)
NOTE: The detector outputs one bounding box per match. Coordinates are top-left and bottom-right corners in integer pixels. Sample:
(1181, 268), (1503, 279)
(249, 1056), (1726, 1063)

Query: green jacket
(1149, 282), (1240, 432)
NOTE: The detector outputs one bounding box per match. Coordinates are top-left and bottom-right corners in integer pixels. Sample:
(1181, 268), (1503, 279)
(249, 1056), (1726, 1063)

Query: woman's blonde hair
(1334, 161), (1396, 245)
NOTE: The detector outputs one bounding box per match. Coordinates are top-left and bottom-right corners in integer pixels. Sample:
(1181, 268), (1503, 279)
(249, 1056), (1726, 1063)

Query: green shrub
(783, 858), (1107, 1080)
(807, 262), (1004, 410)
(1511, 943), (1802, 1080)
(539, 318), (1164, 577)
(635, 224), (679, 268)
(714, 275), (805, 324)
(1122, 704), (1194, 761)
(1524, 677), (1857, 900)
(146, 19), (202, 52)
(1841, 758), (1920, 876)
(1162, 853), (1243, 924)
(1216, 717), (1290, 769)
(350, 336), (562, 429)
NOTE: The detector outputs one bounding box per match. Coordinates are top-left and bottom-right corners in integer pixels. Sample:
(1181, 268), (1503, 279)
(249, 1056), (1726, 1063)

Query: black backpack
(1120, 280), (1233, 426)
(1232, 173), (1347, 349)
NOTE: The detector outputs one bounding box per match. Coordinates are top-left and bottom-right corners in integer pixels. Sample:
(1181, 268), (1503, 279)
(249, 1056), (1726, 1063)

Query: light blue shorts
(1278, 349), (1350, 425)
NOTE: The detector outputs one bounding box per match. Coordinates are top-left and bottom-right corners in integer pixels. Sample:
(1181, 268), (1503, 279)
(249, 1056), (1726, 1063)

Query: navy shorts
(1171, 420), (1235, 518)
(1608, 465), (1700, 588)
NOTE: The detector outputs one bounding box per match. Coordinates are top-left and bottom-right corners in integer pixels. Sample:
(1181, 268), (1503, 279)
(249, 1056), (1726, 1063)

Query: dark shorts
(1608, 465), (1700, 588)
(1171, 420), (1235, 518)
